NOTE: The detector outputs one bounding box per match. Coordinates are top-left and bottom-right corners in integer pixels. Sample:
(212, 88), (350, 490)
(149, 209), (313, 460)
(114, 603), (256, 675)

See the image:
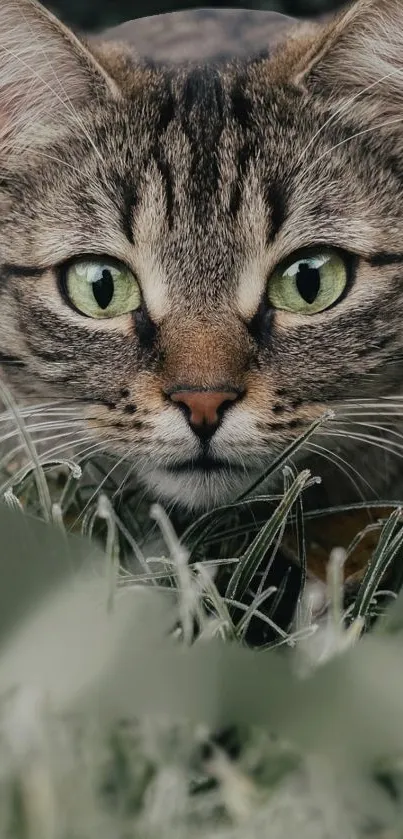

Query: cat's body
(1, 0), (403, 511)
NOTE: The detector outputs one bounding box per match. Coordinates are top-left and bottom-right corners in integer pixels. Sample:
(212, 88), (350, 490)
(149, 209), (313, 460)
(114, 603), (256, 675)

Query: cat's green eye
(63, 259), (141, 319)
(267, 248), (348, 315)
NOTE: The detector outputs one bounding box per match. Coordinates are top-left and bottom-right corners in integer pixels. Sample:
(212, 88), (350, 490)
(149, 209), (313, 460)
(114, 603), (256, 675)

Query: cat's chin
(143, 466), (254, 512)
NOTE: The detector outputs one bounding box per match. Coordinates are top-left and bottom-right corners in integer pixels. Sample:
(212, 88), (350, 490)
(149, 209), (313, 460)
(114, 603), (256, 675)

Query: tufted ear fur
(0, 0), (119, 155)
(293, 0), (403, 119)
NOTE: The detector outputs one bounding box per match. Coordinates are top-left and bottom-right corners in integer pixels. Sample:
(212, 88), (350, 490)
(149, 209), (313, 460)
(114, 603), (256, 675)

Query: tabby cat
(1, 0), (403, 512)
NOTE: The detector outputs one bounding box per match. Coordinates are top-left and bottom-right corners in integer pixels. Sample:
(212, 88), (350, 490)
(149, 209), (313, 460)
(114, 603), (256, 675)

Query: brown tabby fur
(1, 0), (403, 511)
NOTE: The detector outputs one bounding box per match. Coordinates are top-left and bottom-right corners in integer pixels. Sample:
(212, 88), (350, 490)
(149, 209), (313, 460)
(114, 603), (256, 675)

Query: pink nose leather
(170, 390), (238, 427)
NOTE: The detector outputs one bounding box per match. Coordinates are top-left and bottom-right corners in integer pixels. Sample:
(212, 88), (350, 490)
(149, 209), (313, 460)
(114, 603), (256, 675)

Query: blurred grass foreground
(2, 381), (403, 838)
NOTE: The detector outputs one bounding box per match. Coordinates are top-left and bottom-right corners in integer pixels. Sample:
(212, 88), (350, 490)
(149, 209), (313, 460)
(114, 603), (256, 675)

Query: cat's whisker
(111, 454), (141, 502)
(341, 396), (403, 402)
(0, 427), (90, 464)
(334, 418), (403, 428)
(0, 397), (77, 409)
(71, 449), (134, 527)
(306, 441), (376, 501)
(331, 418), (403, 434)
(332, 421), (403, 444)
(0, 429), (96, 466)
(0, 436), (101, 496)
(0, 42), (106, 165)
(332, 414), (403, 431)
(0, 397), (88, 418)
(318, 428), (403, 461)
(0, 409), (79, 424)
(296, 65), (403, 166)
(11, 148), (96, 180)
(31, 34), (107, 164)
(6, 138), (104, 196)
(306, 115), (403, 174)
(337, 398), (403, 407)
(0, 420), (84, 449)
(334, 410), (403, 419)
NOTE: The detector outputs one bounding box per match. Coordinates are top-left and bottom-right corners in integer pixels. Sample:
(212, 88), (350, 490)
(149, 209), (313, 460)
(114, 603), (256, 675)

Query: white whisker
(0, 420), (83, 448)
(307, 441), (376, 500)
(318, 428), (403, 461)
(0, 428), (90, 467)
(0, 39), (106, 165)
(334, 411), (403, 419)
(69, 449), (131, 528)
(0, 435), (101, 496)
(332, 420), (403, 444)
(305, 115), (403, 175)
(296, 65), (403, 166)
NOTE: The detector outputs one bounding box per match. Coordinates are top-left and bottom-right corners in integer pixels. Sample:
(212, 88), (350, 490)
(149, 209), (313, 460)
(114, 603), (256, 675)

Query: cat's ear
(0, 0), (119, 152)
(293, 0), (403, 113)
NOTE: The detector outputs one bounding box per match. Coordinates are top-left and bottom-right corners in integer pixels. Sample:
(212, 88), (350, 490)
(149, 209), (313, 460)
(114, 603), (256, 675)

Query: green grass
(1, 381), (403, 838)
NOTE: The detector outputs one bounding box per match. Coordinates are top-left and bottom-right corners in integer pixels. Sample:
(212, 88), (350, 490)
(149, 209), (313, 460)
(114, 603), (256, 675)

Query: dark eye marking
(1, 263), (45, 278)
(368, 251), (403, 266)
(119, 181), (137, 246)
(265, 179), (287, 242)
(0, 352), (26, 367)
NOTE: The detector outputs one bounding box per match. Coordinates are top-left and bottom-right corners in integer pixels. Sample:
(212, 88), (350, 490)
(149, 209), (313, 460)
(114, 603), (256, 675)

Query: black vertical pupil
(92, 268), (114, 310)
(296, 262), (321, 304)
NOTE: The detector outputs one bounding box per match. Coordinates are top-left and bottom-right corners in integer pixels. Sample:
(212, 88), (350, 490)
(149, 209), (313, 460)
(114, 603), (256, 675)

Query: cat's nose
(168, 389), (241, 439)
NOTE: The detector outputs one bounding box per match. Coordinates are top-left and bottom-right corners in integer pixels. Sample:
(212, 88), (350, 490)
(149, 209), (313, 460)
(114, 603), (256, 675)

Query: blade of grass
(0, 458), (81, 505)
(235, 411), (333, 502)
(0, 382), (53, 522)
(350, 508), (403, 623)
(265, 567), (292, 625)
(226, 469), (311, 603)
(236, 586), (277, 641)
(193, 562), (236, 642)
(221, 595), (289, 640)
(182, 494), (280, 559)
(150, 504), (195, 645)
(97, 494), (120, 613)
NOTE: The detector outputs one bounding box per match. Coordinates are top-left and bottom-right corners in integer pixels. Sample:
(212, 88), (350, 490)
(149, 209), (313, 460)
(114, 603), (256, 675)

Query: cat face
(1, 0), (403, 510)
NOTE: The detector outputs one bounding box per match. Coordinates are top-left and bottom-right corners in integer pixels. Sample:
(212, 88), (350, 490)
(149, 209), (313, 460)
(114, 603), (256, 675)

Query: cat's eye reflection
(61, 258), (141, 318)
(267, 247), (348, 314)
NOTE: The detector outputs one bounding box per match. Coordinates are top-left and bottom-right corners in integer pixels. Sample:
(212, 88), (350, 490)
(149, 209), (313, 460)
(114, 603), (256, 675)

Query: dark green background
(45, 0), (342, 33)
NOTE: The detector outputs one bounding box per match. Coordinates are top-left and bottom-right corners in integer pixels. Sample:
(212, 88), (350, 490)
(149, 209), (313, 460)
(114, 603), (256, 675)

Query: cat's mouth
(166, 455), (244, 474)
